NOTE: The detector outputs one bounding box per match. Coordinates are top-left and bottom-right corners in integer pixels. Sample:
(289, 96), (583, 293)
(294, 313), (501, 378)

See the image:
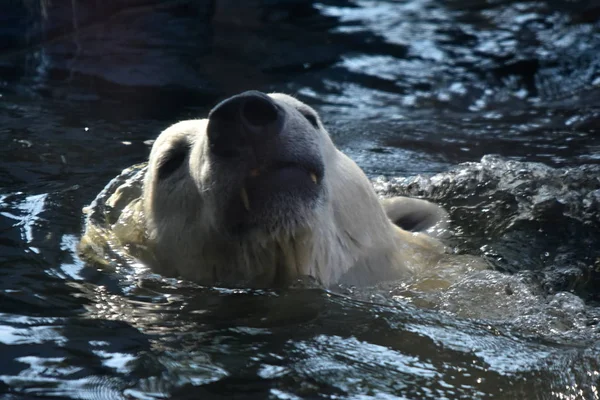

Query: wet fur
(143, 93), (448, 288)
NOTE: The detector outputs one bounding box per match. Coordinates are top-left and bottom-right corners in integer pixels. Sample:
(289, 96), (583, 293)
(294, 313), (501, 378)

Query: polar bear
(134, 90), (451, 288)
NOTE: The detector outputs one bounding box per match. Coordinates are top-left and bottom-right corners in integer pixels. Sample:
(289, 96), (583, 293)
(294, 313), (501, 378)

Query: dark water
(1, 0), (600, 398)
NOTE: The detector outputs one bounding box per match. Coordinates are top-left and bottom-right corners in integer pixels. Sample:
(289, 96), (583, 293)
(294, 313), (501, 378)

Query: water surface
(1, 0), (599, 398)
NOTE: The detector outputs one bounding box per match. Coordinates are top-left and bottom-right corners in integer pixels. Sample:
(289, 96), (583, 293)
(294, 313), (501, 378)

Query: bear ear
(381, 197), (449, 235)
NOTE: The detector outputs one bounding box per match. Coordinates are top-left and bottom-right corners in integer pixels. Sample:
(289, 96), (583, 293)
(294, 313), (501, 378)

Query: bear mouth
(238, 161), (324, 212)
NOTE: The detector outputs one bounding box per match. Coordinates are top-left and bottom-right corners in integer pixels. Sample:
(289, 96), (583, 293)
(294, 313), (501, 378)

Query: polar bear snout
(196, 91), (327, 234)
(207, 90), (284, 159)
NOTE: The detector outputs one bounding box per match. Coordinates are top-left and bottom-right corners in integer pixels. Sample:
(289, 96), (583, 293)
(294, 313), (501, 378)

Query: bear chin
(224, 165), (324, 235)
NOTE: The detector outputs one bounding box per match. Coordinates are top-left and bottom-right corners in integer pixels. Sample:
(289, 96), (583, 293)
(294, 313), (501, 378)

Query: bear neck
(194, 224), (356, 288)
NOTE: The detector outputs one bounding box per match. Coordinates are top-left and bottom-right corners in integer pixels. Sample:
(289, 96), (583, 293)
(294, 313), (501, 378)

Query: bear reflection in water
(80, 91), (487, 289)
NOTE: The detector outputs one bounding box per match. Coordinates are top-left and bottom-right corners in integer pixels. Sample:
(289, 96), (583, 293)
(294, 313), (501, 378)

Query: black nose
(207, 91), (282, 158)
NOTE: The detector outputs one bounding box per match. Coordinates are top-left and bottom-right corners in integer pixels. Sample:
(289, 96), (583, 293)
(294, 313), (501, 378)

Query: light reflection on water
(0, 0), (599, 398)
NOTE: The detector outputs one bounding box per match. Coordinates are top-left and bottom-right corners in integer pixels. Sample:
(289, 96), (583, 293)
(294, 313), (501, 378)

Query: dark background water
(1, 0), (599, 398)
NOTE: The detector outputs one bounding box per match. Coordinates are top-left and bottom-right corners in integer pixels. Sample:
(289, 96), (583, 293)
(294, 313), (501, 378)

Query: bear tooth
(240, 188), (251, 211)
(310, 173), (318, 184)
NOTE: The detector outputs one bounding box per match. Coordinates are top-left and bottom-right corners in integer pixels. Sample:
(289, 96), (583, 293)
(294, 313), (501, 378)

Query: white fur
(142, 93), (447, 288)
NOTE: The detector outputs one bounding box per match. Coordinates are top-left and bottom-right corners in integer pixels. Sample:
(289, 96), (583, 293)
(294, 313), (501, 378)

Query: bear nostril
(241, 97), (279, 127)
(207, 91), (282, 158)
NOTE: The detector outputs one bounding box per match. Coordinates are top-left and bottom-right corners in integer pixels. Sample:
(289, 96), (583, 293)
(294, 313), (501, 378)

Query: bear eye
(301, 112), (319, 129)
(157, 145), (189, 180)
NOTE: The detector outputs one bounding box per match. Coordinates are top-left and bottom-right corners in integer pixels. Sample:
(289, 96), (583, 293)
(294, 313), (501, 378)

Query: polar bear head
(147, 91), (329, 237)
(143, 91), (446, 287)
